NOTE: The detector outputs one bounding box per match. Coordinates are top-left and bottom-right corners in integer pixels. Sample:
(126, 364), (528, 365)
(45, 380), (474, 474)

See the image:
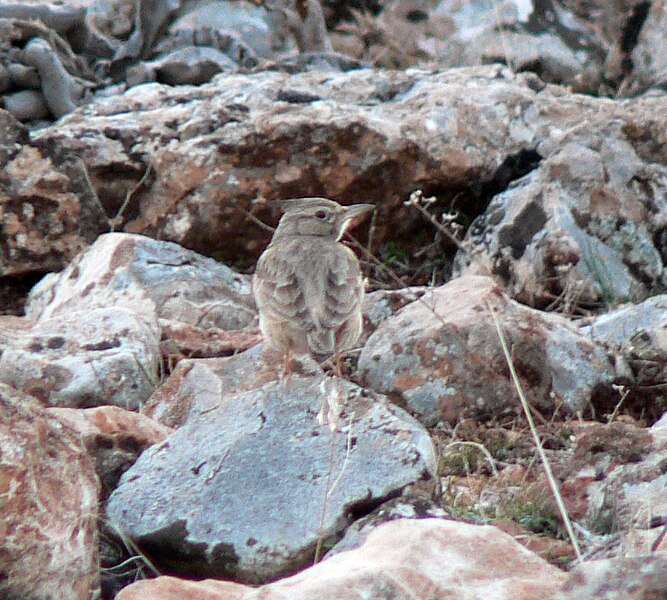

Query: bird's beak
(339, 203), (375, 240)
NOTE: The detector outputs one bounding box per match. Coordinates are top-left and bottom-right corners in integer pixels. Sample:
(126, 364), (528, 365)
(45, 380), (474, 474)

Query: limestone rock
(358, 275), (616, 426)
(559, 420), (667, 556)
(26, 232), (257, 330)
(0, 108), (107, 278)
(107, 376), (436, 582)
(115, 518), (566, 600)
(630, 0), (667, 91)
(0, 383), (100, 600)
(582, 295), (667, 416)
(47, 405), (172, 498)
(0, 306), (160, 409)
(454, 141), (667, 308)
(554, 554), (667, 600)
(143, 343), (288, 428)
(31, 65), (540, 262)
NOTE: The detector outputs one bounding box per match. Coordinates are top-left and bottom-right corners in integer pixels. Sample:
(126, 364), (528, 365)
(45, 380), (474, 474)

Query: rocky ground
(1, 1), (667, 599)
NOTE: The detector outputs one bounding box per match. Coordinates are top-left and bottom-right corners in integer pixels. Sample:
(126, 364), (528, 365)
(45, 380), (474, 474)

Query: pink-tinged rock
(144, 344), (301, 427)
(558, 420), (667, 555)
(47, 405), (172, 498)
(26, 232), (257, 331)
(116, 518), (566, 600)
(0, 110), (106, 279)
(0, 306), (160, 409)
(0, 383), (100, 600)
(160, 320), (261, 365)
(357, 275), (615, 426)
(554, 554), (667, 600)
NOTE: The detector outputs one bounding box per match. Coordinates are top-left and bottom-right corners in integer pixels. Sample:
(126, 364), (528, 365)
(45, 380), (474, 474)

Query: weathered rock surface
(0, 382), (100, 600)
(28, 65), (540, 263)
(358, 275), (616, 426)
(559, 420), (667, 556)
(583, 294), (667, 417)
(15, 64), (662, 295)
(630, 0), (667, 91)
(47, 405), (172, 498)
(107, 376), (436, 582)
(554, 554), (667, 600)
(0, 108), (107, 278)
(454, 139), (667, 308)
(143, 343), (289, 428)
(0, 305), (160, 409)
(144, 340), (332, 428)
(361, 285), (427, 343)
(331, 0), (656, 95)
(26, 232), (256, 330)
(0, 232), (261, 409)
(115, 517), (567, 600)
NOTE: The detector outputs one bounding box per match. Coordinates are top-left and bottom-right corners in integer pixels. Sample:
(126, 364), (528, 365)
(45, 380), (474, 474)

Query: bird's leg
(281, 345), (293, 381)
(333, 340), (343, 377)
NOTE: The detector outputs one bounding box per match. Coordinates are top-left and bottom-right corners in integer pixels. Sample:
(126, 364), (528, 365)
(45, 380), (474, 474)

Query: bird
(253, 197), (374, 376)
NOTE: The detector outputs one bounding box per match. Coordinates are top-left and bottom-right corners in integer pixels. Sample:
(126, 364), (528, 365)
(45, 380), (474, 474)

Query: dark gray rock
(106, 376), (437, 583)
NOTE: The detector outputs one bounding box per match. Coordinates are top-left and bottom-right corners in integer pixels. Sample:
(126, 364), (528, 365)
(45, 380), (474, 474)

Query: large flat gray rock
(107, 376), (436, 583)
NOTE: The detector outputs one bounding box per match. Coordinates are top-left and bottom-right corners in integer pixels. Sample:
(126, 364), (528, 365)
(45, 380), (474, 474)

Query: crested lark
(253, 197), (374, 375)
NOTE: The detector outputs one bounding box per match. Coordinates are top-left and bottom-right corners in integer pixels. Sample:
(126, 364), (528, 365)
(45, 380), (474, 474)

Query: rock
(26, 232), (257, 330)
(115, 518), (566, 600)
(47, 405), (172, 498)
(554, 554), (667, 600)
(630, 0), (667, 91)
(8, 62), (42, 88)
(0, 306), (160, 409)
(25, 64), (667, 280)
(2, 89), (50, 121)
(159, 320), (261, 364)
(358, 275), (616, 426)
(23, 36), (88, 118)
(559, 420), (667, 555)
(0, 108), (107, 279)
(454, 141), (667, 308)
(326, 496), (449, 556)
(31, 65), (541, 261)
(165, 0), (286, 58)
(582, 295), (667, 417)
(0, 382), (100, 600)
(107, 376), (436, 582)
(144, 344), (288, 428)
(127, 46), (239, 86)
(362, 286), (427, 342)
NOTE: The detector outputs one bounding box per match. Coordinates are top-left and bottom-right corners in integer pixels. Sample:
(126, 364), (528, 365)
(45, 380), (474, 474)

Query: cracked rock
(106, 375), (436, 582)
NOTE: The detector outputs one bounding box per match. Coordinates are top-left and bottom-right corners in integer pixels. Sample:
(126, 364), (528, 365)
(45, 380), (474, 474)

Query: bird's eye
(315, 210), (327, 219)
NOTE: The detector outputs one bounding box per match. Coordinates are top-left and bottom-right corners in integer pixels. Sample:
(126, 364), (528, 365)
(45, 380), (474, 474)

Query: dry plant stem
(111, 164), (154, 232)
(108, 519), (161, 577)
(314, 412), (354, 563)
(487, 302), (584, 562)
(607, 386), (630, 423)
(238, 202), (276, 234)
(406, 198), (466, 252)
(446, 441), (500, 476)
(489, 0), (515, 73)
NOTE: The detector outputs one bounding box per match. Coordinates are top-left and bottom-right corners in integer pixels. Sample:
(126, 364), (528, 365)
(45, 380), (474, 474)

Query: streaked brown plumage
(253, 197), (374, 374)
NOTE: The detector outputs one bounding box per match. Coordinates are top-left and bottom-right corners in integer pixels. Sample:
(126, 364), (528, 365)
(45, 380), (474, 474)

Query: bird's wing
(253, 245), (310, 325)
(306, 246), (363, 354)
